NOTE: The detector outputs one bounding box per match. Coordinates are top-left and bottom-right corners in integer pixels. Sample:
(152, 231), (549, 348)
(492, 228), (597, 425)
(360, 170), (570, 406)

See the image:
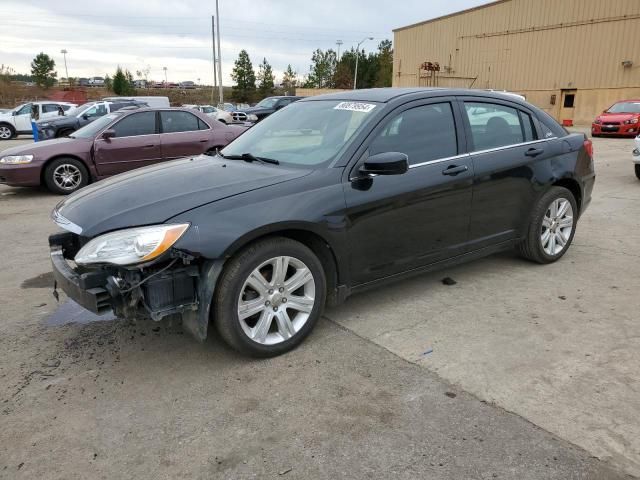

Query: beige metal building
(393, 0), (640, 125)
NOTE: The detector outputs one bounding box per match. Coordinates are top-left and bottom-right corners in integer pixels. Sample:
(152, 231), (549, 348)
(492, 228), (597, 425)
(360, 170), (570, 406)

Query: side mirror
(359, 152), (409, 176)
(101, 129), (116, 140)
(82, 114), (89, 120)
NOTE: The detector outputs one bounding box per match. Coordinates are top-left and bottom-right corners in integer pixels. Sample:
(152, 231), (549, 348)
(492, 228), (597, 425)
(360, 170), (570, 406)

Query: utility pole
(353, 37), (373, 90)
(336, 40), (343, 61)
(211, 15), (217, 104)
(60, 49), (69, 80)
(215, 0), (223, 105)
(163, 66), (168, 88)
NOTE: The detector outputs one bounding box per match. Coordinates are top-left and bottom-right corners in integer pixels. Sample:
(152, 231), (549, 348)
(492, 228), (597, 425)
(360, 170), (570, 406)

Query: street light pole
(336, 40), (343, 60)
(215, 0), (223, 105)
(353, 37), (373, 90)
(163, 66), (168, 89)
(60, 49), (69, 80)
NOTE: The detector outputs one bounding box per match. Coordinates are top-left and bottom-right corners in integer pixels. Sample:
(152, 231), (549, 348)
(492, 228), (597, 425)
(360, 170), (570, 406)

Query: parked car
(1, 107), (246, 194)
(77, 78), (90, 87)
(0, 101), (77, 140)
(103, 96), (169, 108)
(152, 81), (165, 89)
(133, 80), (147, 89)
(633, 135), (640, 179)
(592, 100), (640, 137)
(88, 77), (105, 87)
(233, 96), (303, 122)
(179, 81), (196, 89)
(37, 100), (147, 140)
(46, 88), (594, 357)
(183, 104), (234, 124)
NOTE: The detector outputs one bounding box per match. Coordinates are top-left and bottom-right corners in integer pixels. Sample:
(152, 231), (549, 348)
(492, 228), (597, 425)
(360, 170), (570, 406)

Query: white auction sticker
(333, 102), (377, 113)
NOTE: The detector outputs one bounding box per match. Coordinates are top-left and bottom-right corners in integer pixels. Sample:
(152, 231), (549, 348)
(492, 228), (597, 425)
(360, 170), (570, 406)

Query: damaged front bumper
(49, 231), (223, 341)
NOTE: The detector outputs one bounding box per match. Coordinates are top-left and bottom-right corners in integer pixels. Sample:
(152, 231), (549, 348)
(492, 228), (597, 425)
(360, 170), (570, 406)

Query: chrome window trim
(470, 138), (554, 156)
(409, 153), (471, 169)
(51, 209), (83, 235)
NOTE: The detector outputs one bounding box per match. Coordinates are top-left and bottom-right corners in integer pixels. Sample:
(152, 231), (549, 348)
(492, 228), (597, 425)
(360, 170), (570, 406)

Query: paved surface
(0, 134), (636, 479)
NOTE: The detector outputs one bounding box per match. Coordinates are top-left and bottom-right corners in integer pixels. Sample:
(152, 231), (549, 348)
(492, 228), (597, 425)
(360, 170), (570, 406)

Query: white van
(102, 96), (170, 108)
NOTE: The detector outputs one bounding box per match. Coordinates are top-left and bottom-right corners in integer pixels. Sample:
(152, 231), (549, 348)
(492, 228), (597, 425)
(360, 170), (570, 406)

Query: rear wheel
(517, 186), (577, 264)
(0, 124), (15, 140)
(635, 164), (640, 180)
(214, 237), (326, 357)
(43, 157), (89, 195)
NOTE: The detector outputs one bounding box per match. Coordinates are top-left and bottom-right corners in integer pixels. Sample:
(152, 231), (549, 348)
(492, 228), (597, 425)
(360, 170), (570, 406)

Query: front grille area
(603, 122), (621, 126)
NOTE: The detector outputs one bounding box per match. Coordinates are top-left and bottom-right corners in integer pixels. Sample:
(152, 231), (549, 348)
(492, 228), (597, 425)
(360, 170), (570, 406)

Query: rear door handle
(199, 139), (208, 143)
(142, 144), (155, 149)
(442, 165), (468, 176)
(525, 148), (544, 157)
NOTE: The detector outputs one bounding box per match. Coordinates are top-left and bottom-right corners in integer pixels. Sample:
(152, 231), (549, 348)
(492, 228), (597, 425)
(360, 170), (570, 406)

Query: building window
(563, 94), (575, 108)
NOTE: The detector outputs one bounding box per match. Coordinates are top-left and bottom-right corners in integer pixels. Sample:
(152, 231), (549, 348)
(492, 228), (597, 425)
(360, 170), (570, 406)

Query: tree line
(231, 40), (393, 102)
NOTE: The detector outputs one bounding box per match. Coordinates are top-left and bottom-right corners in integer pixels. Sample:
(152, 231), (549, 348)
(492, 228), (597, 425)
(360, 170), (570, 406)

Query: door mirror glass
(82, 114), (89, 120)
(359, 152), (408, 176)
(101, 129), (116, 139)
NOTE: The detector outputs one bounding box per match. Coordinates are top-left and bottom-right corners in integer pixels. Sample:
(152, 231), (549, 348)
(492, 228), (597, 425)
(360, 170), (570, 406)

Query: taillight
(584, 139), (594, 158)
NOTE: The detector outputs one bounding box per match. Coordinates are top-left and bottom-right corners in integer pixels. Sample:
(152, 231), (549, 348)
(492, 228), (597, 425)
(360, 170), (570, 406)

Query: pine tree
(112, 66), (135, 95)
(374, 40), (393, 87)
(30, 53), (57, 88)
(281, 64), (298, 94)
(257, 58), (275, 98)
(231, 50), (257, 103)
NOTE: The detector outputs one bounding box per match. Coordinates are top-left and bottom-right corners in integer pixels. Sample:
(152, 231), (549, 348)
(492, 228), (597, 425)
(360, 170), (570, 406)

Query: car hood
(598, 112), (638, 122)
(0, 137), (92, 158)
(38, 116), (78, 126)
(239, 106), (273, 115)
(54, 155), (311, 238)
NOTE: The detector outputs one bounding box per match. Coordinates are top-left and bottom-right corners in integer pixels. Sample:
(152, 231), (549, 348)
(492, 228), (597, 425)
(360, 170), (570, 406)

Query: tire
(517, 186), (578, 264)
(635, 164), (640, 180)
(43, 157), (89, 195)
(214, 237), (327, 357)
(0, 123), (15, 140)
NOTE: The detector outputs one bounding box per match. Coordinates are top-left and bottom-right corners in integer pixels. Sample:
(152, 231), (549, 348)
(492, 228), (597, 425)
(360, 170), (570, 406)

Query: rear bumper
(0, 163), (42, 186)
(592, 124), (639, 136)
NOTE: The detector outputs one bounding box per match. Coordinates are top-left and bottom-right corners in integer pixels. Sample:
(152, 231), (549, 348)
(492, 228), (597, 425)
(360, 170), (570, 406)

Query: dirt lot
(0, 132), (638, 479)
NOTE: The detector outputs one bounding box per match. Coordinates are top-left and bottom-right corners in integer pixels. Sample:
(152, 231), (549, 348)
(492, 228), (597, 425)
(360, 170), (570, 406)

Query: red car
(592, 100), (640, 137)
(0, 107), (246, 194)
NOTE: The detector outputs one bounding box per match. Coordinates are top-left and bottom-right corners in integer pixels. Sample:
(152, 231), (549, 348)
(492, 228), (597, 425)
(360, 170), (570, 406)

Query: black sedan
(233, 96), (303, 122)
(49, 88), (595, 357)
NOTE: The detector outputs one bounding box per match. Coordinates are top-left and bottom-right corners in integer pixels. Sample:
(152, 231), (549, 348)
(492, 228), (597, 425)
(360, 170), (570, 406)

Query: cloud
(2, 0), (490, 84)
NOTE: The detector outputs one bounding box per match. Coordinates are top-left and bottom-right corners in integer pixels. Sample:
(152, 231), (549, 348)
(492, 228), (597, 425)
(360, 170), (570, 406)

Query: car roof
(299, 87), (531, 104)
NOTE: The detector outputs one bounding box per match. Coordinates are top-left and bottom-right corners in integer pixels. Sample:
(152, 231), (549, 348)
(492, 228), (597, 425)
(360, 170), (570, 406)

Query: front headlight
(594, 119), (601, 125)
(0, 155), (34, 164)
(247, 114), (258, 121)
(75, 224), (189, 266)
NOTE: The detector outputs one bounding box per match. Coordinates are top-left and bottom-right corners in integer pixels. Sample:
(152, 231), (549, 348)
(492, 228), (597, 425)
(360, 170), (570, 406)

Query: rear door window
(112, 112), (157, 137)
(160, 111), (201, 133)
(368, 102), (458, 165)
(464, 102), (527, 150)
(42, 104), (60, 113)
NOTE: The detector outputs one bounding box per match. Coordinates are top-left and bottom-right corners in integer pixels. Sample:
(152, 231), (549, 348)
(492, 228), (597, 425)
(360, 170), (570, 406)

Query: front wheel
(0, 124), (15, 140)
(635, 164), (640, 180)
(517, 186), (578, 264)
(214, 237), (326, 357)
(43, 158), (89, 195)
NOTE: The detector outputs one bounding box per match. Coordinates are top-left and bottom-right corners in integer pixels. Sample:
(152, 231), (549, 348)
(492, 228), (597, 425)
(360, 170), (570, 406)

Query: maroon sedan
(0, 107), (247, 194)
(591, 99), (640, 137)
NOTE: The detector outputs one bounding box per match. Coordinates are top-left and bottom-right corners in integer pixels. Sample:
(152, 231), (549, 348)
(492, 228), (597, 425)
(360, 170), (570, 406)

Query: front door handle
(442, 165), (468, 176)
(525, 148), (544, 157)
(199, 139), (208, 143)
(142, 144), (155, 149)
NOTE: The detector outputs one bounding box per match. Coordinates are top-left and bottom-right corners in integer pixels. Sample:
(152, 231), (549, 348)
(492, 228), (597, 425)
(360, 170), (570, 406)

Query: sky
(1, 0), (491, 85)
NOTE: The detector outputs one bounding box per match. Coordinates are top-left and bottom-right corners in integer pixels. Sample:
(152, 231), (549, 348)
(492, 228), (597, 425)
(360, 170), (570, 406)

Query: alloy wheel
(0, 126), (12, 140)
(237, 255), (315, 345)
(53, 164), (82, 191)
(540, 197), (574, 256)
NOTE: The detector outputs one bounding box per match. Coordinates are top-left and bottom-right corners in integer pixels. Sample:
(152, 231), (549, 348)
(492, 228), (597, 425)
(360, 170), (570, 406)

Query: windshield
(70, 113), (119, 138)
(222, 100), (379, 168)
(67, 102), (96, 116)
(607, 102), (640, 114)
(255, 98), (279, 109)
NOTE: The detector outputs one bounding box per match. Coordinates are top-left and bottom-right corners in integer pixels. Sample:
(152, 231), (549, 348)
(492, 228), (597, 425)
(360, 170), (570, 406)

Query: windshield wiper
(220, 152), (279, 165)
